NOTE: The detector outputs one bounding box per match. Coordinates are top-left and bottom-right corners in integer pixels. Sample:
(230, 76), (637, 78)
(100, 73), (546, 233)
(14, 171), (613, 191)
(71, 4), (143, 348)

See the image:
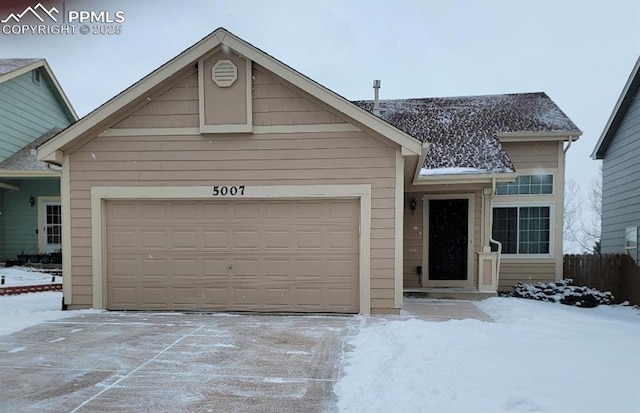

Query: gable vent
(212, 60), (238, 87)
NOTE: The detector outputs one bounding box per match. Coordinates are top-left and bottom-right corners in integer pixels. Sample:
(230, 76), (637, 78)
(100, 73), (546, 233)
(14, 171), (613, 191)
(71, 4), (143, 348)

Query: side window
(492, 206), (551, 255)
(496, 174), (553, 195)
(625, 226), (639, 263)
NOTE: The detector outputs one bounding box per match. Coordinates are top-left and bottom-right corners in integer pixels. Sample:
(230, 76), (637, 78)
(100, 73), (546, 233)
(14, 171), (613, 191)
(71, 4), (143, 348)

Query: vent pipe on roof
(373, 80), (381, 116)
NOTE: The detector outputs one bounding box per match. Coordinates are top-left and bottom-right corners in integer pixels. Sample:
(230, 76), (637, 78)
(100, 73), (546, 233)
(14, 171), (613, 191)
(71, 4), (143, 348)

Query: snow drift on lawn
(334, 298), (640, 413)
(0, 291), (98, 336)
(0, 266), (62, 287)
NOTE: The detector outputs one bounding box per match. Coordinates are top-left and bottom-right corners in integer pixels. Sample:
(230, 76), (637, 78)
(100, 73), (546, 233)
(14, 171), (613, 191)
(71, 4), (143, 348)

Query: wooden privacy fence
(563, 254), (640, 305)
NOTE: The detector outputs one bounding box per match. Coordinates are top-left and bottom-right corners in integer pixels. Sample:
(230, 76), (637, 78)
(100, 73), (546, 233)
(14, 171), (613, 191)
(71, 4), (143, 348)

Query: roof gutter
(413, 171), (518, 186)
(0, 170), (60, 177)
(496, 130), (582, 142)
(411, 142), (431, 185)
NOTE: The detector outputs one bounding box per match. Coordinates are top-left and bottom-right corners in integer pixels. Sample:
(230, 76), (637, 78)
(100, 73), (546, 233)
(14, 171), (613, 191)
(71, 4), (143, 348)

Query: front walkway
(399, 297), (494, 321)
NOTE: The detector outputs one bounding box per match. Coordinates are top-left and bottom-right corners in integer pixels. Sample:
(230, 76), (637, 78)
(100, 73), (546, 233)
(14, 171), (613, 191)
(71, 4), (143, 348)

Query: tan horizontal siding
(114, 71), (199, 129)
(502, 141), (559, 170)
(252, 66), (345, 126)
(371, 288), (395, 299)
(371, 298), (394, 309)
(499, 261), (556, 289)
(370, 278), (394, 289)
(68, 130), (396, 312)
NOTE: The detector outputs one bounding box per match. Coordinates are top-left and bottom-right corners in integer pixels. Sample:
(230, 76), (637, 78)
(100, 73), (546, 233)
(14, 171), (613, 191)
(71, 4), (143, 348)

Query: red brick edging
(0, 284), (63, 296)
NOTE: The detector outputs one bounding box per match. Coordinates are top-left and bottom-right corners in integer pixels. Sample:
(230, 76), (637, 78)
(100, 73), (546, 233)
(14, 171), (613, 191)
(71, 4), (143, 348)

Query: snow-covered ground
(0, 266), (62, 286)
(2, 286), (638, 412)
(0, 291), (97, 336)
(335, 298), (640, 413)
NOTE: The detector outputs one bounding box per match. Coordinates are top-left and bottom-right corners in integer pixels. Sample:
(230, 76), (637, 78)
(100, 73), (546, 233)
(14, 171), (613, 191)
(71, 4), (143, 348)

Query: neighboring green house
(0, 59), (77, 262)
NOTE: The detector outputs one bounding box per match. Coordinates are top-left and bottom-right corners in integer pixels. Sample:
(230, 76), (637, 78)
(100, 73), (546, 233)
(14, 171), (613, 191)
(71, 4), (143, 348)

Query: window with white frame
(625, 226), (639, 263)
(496, 174), (553, 195)
(492, 206), (551, 255)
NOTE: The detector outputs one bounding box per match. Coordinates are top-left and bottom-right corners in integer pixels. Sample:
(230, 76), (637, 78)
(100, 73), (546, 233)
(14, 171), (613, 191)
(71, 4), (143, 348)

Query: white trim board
(90, 184), (372, 314)
(61, 154), (72, 305)
(394, 151), (404, 309)
(97, 123), (361, 137)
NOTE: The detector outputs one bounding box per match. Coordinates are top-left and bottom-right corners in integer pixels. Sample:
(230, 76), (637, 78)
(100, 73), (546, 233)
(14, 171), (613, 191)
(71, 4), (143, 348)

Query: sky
(1, 0), (639, 225)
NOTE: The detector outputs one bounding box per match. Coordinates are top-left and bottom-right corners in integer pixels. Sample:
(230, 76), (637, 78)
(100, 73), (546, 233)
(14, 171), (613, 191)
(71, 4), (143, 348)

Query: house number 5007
(212, 185), (245, 196)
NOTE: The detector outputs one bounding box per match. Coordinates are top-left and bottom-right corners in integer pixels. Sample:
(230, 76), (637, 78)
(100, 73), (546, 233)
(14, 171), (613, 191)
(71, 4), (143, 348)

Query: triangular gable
(38, 28), (421, 163)
(0, 59), (78, 123)
(592, 55), (640, 159)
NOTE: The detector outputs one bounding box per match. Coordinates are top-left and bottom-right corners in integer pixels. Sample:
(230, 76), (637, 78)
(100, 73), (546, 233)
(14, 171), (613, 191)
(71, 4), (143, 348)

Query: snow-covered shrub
(512, 279), (614, 307)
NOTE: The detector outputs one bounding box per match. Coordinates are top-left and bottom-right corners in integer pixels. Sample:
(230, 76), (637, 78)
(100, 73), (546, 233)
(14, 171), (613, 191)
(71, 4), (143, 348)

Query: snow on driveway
(0, 291), (98, 336)
(334, 297), (640, 413)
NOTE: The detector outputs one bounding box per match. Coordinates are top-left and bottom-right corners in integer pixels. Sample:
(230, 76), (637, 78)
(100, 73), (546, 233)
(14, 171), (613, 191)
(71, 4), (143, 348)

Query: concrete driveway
(0, 312), (361, 413)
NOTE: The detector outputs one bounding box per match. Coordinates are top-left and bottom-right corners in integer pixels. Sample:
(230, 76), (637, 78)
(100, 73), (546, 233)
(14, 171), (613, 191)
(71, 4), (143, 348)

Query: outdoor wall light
(409, 198), (417, 215)
(29, 196), (35, 208)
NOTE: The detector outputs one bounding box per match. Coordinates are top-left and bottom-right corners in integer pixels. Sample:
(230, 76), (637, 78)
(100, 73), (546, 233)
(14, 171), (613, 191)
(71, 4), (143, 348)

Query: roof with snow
(0, 129), (61, 171)
(0, 58), (42, 78)
(353, 92), (580, 172)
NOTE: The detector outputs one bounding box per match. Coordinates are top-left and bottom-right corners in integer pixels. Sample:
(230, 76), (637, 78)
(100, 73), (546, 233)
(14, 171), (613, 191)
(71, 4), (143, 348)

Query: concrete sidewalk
(399, 297), (494, 322)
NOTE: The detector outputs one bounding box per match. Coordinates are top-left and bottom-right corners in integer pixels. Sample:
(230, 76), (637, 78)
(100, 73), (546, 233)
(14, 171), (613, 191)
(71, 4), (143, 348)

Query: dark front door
(428, 199), (469, 282)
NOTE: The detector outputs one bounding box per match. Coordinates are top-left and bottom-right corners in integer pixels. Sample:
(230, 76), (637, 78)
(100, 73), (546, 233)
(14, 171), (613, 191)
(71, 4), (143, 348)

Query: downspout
(563, 136), (574, 154)
(489, 178), (502, 284)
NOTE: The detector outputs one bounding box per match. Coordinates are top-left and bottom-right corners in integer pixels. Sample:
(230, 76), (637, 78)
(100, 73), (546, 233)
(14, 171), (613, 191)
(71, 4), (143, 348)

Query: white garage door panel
(106, 199), (359, 312)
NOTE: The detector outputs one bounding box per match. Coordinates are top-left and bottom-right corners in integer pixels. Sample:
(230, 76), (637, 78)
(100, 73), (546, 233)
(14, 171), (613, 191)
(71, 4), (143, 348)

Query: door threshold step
(404, 288), (497, 301)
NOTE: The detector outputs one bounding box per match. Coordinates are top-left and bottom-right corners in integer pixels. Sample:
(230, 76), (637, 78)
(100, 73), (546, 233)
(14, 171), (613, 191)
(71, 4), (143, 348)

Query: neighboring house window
(32, 69), (41, 85)
(626, 226), (639, 263)
(492, 206), (551, 255)
(496, 174), (553, 195)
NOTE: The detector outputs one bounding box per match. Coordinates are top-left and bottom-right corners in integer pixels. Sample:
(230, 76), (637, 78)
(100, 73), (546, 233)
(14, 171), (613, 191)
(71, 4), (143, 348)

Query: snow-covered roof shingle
(0, 58), (41, 78)
(0, 129), (61, 171)
(353, 92), (580, 173)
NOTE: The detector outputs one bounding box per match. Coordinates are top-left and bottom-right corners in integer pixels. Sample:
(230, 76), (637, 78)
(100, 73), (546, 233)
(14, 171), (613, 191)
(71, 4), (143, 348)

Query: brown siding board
(371, 298), (394, 309)
(371, 289), (395, 299)
(134, 100), (198, 116)
(252, 66), (347, 126)
(113, 114), (199, 129)
(499, 262), (556, 289)
(502, 142), (559, 170)
(370, 278), (394, 289)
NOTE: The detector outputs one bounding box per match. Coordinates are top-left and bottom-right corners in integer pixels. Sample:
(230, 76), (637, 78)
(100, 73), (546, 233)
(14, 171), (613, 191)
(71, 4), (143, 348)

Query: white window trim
(492, 201), (555, 259)
(495, 171), (557, 197)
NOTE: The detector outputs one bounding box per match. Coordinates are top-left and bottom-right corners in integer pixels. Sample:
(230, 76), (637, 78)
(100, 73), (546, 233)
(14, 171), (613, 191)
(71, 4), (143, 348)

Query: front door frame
(422, 193), (474, 288)
(37, 196), (62, 253)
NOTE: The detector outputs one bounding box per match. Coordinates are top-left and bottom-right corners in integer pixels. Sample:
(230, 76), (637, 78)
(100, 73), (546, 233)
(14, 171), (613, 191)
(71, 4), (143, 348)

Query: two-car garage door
(106, 199), (359, 312)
